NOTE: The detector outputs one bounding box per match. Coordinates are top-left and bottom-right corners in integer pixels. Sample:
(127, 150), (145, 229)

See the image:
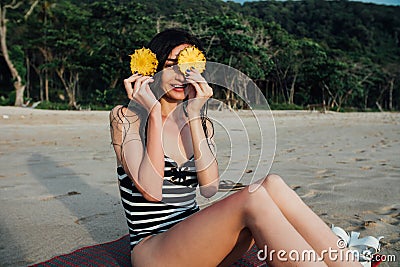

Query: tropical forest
(1, 0), (399, 111)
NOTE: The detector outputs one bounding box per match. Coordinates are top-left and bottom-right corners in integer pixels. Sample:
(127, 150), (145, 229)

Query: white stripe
(129, 203), (198, 215)
(162, 191), (196, 198)
(121, 196), (166, 208)
(164, 167), (196, 171)
(121, 196), (197, 211)
(164, 157), (175, 163)
(130, 192), (144, 197)
(120, 185), (133, 194)
(160, 198), (196, 207)
(162, 184), (193, 189)
(129, 216), (187, 232)
(118, 173), (128, 180)
(126, 197), (195, 207)
(128, 209), (189, 224)
(120, 186), (196, 198)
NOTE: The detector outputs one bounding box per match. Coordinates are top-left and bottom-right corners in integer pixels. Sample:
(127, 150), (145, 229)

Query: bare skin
(110, 44), (361, 267)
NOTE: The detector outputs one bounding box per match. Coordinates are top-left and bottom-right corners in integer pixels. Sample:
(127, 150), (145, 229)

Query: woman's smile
(171, 84), (187, 92)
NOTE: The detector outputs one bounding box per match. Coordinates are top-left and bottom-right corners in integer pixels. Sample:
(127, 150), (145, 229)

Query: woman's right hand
(124, 74), (160, 112)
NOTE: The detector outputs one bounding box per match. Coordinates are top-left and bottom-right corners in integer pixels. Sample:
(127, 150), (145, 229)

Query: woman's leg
(131, 175), (358, 267)
(217, 227), (254, 267)
(258, 174), (358, 266)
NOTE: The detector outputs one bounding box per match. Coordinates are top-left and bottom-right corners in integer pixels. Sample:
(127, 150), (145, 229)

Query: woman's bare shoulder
(109, 105), (141, 126)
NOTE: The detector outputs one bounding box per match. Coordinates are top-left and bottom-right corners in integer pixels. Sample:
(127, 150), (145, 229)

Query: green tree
(0, 0), (39, 106)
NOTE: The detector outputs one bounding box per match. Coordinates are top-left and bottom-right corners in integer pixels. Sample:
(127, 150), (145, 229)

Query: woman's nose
(175, 67), (186, 82)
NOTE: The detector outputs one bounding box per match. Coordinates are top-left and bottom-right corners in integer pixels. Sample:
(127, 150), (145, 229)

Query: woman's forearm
(188, 113), (219, 196)
(137, 108), (165, 201)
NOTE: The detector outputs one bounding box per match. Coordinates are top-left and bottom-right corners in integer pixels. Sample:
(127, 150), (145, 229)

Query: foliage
(36, 100), (70, 110)
(8, 45), (27, 85)
(0, 0), (399, 111)
(266, 102), (303, 110)
(0, 91), (16, 106)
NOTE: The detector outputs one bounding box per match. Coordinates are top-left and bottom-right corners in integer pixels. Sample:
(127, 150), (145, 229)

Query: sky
(227, 0), (400, 6)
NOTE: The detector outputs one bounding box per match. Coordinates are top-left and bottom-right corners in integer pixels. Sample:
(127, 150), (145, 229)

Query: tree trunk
(289, 71), (298, 105)
(14, 81), (25, 106)
(55, 67), (78, 109)
(26, 55), (30, 98)
(0, 1), (26, 106)
(45, 70), (49, 101)
(364, 91), (369, 110)
(39, 73), (44, 101)
(110, 77), (119, 89)
(389, 78), (394, 111)
(31, 62), (44, 101)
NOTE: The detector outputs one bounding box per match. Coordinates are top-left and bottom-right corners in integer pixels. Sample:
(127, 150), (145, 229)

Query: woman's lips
(171, 84), (186, 92)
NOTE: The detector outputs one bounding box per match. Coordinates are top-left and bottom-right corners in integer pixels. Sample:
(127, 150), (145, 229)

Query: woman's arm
(132, 107), (164, 201)
(113, 74), (165, 202)
(188, 115), (219, 198)
(185, 69), (219, 197)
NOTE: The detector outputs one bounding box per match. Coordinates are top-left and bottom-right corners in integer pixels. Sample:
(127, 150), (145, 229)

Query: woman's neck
(160, 98), (186, 124)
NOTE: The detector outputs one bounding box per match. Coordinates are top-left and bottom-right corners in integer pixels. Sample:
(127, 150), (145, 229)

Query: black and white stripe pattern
(117, 155), (199, 249)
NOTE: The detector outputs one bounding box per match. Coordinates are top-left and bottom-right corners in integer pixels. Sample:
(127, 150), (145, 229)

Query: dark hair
(148, 28), (205, 72)
(111, 29), (214, 157)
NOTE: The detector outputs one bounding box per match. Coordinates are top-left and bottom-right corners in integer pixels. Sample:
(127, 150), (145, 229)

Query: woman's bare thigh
(131, 188), (250, 267)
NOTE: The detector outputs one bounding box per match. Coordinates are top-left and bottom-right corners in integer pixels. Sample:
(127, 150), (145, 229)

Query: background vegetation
(1, 0), (399, 111)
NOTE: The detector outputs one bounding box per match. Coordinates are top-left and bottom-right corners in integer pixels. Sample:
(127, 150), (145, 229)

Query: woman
(110, 29), (361, 266)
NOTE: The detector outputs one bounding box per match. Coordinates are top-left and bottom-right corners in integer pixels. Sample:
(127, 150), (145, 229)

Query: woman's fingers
(141, 78), (155, 99)
(123, 74), (152, 99)
(185, 78), (202, 98)
(186, 77), (212, 98)
(185, 69), (212, 97)
(133, 77), (159, 111)
(132, 76), (151, 97)
(124, 74), (142, 100)
(185, 69), (205, 83)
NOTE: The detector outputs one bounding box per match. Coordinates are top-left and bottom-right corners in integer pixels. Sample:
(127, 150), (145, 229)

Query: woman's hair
(148, 28), (205, 72)
(110, 28), (214, 158)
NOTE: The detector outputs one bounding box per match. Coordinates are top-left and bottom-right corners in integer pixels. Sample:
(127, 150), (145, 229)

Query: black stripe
(116, 160), (200, 250)
(128, 206), (199, 231)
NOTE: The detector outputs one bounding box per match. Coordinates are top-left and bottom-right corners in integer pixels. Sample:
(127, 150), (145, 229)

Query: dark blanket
(30, 235), (267, 267)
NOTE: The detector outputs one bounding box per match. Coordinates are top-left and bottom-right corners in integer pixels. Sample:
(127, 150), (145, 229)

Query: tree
(37, 1), (90, 108)
(86, 0), (155, 106)
(0, 0), (38, 106)
(1, 0), (399, 110)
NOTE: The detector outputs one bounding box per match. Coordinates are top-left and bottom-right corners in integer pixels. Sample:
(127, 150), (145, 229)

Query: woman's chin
(164, 90), (186, 102)
(172, 88), (185, 93)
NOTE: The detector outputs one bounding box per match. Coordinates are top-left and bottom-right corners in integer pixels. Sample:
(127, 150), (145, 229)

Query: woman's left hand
(185, 68), (213, 117)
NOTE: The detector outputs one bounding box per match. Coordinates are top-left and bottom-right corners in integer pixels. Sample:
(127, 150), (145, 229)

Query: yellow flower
(177, 46), (206, 74)
(130, 48), (158, 76)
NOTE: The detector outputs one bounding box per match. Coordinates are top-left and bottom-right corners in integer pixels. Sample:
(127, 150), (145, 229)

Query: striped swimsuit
(117, 155), (200, 250)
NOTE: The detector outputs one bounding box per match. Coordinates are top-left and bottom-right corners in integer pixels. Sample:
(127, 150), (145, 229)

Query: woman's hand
(185, 68), (213, 117)
(124, 74), (160, 112)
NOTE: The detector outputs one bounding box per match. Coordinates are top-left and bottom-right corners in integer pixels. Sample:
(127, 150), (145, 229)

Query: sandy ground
(0, 106), (399, 266)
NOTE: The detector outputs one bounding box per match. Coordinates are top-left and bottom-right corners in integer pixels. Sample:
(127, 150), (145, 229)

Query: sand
(0, 106), (399, 266)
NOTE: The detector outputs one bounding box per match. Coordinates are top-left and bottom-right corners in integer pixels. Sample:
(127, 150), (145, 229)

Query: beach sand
(0, 106), (399, 266)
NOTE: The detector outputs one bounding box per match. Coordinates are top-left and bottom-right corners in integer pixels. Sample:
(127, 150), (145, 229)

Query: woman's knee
(243, 174), (290, 211)
(261, 173), (287, 191)
(240, 182), (274, 219)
